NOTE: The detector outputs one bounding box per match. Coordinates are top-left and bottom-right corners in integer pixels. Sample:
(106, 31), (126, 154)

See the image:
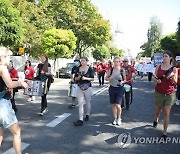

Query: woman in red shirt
(153, 51), (178, 140)
(24, 60), (35, 101)
(8, 60), (19, 112)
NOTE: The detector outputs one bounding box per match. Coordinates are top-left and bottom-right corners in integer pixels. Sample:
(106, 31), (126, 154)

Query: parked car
(56, 62), (76, 78)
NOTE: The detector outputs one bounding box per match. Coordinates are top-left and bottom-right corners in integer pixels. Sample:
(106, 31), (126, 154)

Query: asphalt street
(1, 75), (180, 154)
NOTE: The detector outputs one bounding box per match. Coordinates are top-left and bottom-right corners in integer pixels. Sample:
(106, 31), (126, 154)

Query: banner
(154, 53), (163, 66)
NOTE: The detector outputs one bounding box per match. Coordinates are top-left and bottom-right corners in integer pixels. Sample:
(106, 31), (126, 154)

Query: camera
(117, 79), (122, 86)
(167, 72), (174, 79)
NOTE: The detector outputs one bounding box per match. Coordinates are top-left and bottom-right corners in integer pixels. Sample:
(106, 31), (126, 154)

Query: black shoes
(84, 115), (89, 121)
(39, 108), (48, 116)
(73, 120), (83, 126)
(69, 104), (76, 109)
(162, 134), (167, 140)
(153, 121), (158, 128)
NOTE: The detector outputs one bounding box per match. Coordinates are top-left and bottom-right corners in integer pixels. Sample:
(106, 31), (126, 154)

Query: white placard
(176, 56), (180, 61)
(24, 80), (45, 96)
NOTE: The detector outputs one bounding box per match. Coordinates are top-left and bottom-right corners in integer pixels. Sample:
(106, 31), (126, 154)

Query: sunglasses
(123, 61), (128, 62)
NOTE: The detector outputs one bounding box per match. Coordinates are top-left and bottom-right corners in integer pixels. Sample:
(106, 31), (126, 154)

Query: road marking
(93, 85), (108, 96)
(46, 113), (71, 127)
(3, 142), (30, 154)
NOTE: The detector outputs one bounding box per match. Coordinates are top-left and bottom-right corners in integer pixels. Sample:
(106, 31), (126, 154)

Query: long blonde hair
(0, 46), (12, 64)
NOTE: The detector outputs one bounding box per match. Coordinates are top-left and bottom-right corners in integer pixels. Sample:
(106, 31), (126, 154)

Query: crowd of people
(0, 45), (180, 153)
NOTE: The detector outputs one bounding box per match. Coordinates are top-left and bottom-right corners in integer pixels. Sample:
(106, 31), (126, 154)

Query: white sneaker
(116, 118), (122, 126)
(31, 96), (35, 101)
(112, 119), (117, 125)
(175, 100), (180, 106)
(27, 98), (31, 102)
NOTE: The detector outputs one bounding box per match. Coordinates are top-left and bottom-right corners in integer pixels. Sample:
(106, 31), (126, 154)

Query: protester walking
(69, 60), (80, 108)
(24, 60), (35, 102)
(122, 58), (137, 110)
(36, 54), (52, 116)
(73, 57), (94, 126)
(96, 59), (107, 86)
(153, 51), (178, 140)
(0, 46), (28, 154)
(7, 60), (19, 113)
(105, 56), (126, 125)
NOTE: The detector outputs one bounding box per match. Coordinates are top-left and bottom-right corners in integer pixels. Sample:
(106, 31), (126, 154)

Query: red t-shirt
(24, 66), (35, 79)
(9, 68), (18, 80)
(155, 65), (175, 94)
(96, 63), (107, 73)
(122, 65), (136, 84)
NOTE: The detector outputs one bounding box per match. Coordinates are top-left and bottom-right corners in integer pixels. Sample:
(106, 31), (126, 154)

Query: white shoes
(112, 118), (122, 125)
(27, 96), (35, 102)
(175, 100), (180, 106)
(116, 118), (122, 125)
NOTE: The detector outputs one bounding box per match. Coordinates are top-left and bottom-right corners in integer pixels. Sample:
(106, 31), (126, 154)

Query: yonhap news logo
(117, 132), (180, 148)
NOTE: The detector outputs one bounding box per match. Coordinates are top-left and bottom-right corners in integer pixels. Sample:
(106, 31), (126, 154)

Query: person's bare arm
(0, 66), (28, 88)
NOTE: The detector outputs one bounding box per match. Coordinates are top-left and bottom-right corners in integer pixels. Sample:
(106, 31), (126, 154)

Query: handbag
(78, 82), (91, 91)
(123, 84), (131, 92)
(68, 83), (78, 97)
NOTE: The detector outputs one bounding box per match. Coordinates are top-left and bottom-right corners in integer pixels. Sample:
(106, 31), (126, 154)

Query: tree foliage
(92, 46), (110, 61)
(109, 47), (124, 58)
(160, 33), (179, 56)
(41, 28), (77, 59)
(11, 0), (54, 56)
(177, 19), (180, 54)
(0, 0), (23, 48)
(39, 0), (112, 58)
(140, 16), (162, 57)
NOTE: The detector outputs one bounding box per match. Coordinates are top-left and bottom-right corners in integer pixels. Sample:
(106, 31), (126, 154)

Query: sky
(91, 0), (180, 57)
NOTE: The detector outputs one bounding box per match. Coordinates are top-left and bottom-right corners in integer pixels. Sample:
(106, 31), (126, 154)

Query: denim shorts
(109, 86), (124, 104)
(0, 99), (18, 128)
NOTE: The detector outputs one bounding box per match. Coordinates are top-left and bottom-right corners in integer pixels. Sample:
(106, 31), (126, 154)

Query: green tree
(177, 19), (180, 54)
(41, 28), (77, 59)
(12, 0), (54, 56)
(39, 0), (112, 58)
(141, 16), (162, 57)
(160, 33), (178, 56)
(0, 0), (23, 49)
(92, 46), (110, 61)
(109, 47), (124, 58)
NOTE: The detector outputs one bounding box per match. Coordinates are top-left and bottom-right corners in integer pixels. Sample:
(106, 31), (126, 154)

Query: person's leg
(77, 89), (85, 121)
(98, 74), (101, 86)
(130, 85), (133, 104)
(11, 91), (17, 112)
(8, 123), (21, 154)
(41, 94), (47, 111)
(163, 106), (171, 135)
(116, 104), (122, 119)
(72, 97), (76, 105)
(154, 105), (162, 123)
(112, 104), (117, 119)
(0, 127), (4, 148)
(102, 72), (105, 85)
(84, 87), (92, 117)
(125, 91), (130, 110)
